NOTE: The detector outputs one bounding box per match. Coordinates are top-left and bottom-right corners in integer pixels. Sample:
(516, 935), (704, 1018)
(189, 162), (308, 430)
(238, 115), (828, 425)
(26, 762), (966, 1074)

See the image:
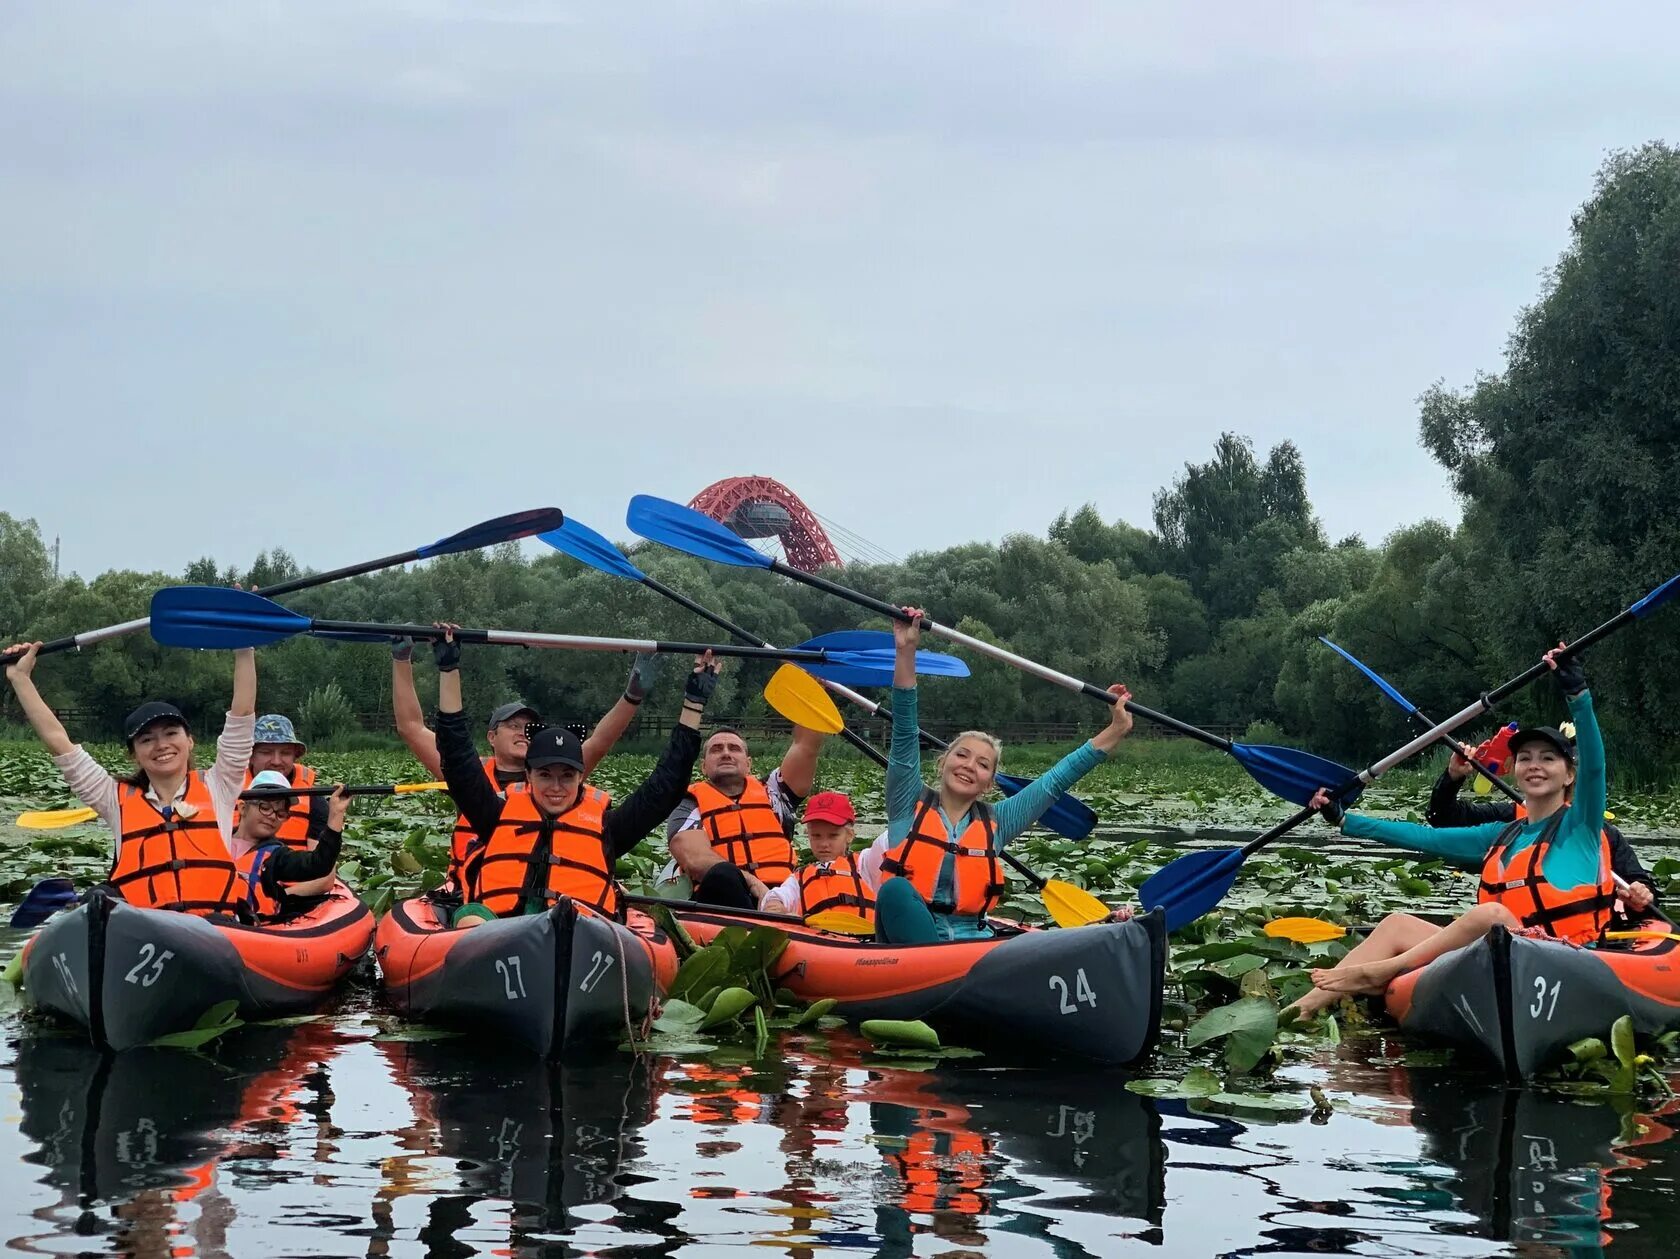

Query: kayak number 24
(1049, 968), (1097, 1014)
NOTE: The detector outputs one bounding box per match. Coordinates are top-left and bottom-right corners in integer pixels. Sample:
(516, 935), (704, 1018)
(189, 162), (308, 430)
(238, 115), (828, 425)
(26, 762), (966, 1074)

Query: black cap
(488, 701), (540, 730)
(1510, 725), (1576, 761)
(524, 726), (585, 772)
(124, 701), (187, 744)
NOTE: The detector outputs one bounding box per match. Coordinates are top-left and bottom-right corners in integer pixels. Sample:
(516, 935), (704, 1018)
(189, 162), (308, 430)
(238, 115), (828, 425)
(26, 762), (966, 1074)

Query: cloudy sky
(4, 2), (1678, 579)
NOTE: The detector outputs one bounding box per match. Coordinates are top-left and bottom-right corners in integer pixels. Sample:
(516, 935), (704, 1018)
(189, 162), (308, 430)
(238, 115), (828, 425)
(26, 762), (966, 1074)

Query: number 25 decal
(1048, 968), (1097, 1014)
(123, 942), (175, 988)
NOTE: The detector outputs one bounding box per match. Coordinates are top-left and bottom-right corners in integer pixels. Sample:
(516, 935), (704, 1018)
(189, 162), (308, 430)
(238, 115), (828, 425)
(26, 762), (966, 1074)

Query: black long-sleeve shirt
(249, 827), (343, 902)
(437, 708), (701, 861)
(1424, 771), (1658, 902)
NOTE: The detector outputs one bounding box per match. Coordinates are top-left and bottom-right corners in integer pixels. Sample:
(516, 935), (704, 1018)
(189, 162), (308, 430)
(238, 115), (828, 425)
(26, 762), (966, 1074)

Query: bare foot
(1281, 988), (1339, 1022)
(1310, 960), (1399, 995)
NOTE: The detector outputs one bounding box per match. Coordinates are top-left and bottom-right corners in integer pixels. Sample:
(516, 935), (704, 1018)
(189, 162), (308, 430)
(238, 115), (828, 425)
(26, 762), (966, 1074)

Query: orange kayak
(1383, 918), (1680, 1080)
(375, 894), (679, 1058)
(21, 882), (373, 1051)
(672, 905), (1166, 1067)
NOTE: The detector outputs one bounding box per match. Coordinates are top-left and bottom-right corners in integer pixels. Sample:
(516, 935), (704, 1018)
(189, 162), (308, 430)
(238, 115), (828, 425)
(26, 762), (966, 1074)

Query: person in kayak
(236, 770), (351, 917)
(1425, 726), (1658, 918)
(759, 791), (879, 923)
(431, 628), (719, 927)
(665, 722), (828, 911)
(1289, 645), (1607, 1017)
(870, 608), (1136, 944)
(238, 713), (329, 850)
(391, 636), (657, 888)
(4, 639), (256, 917)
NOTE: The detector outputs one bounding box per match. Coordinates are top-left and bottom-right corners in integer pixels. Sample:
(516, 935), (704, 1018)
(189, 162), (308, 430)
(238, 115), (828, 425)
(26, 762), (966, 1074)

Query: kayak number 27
(1049, 968), (1097, 1014)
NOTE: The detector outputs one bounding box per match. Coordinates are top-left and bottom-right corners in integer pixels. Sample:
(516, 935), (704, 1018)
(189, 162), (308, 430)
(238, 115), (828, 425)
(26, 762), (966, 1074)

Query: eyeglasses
(250, 797), (294, 815)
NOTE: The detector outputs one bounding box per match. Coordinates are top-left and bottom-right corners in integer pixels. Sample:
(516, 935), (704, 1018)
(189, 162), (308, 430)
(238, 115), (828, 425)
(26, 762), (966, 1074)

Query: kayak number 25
(1049, 968), (1097, 1015)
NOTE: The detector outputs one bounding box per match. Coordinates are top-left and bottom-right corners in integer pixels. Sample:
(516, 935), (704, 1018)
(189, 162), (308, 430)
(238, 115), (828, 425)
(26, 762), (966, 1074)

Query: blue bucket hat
(253, 713), (306, 752)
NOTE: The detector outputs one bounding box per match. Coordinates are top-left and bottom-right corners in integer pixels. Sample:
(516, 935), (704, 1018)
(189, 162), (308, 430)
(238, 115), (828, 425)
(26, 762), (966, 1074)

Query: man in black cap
(431, 630), (718, 926)
(1424, 723), (1658, 915)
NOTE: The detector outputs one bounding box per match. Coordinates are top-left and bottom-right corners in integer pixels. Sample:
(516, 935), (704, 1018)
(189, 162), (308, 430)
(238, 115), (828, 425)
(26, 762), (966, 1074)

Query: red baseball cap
(804, 791), (856, 826)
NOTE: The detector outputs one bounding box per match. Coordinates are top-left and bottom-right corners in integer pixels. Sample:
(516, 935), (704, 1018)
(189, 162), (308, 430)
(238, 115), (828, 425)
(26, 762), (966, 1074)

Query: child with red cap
(760, 790), (880, 923)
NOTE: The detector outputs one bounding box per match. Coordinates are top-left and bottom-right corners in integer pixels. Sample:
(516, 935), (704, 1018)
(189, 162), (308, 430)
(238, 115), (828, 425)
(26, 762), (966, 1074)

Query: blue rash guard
(884, 684), (1108, 941)
(1340, 689), (1607, 893)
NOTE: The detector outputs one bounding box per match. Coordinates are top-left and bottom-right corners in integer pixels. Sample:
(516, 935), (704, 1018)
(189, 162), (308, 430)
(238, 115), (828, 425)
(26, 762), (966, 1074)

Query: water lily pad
(1187, 997), (1278, 1075)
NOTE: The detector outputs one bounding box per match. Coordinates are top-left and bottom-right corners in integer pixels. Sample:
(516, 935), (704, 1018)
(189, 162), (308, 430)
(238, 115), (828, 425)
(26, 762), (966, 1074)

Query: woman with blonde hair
(868, 609), (1135, 943)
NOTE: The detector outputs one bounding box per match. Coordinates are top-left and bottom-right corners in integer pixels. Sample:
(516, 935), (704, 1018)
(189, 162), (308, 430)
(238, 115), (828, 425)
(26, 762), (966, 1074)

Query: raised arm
(230, 646), (256, 717)
(583, 653), (656, 775)
(391, 637), (443, 778)
(3, 643), (74, 756)
(1310, 787), (1506, 870)
(433, 629), (504, 840)
(604, 655), (716, 856)
(992, 685), (1131, 844)
(777, 724), (825, 800)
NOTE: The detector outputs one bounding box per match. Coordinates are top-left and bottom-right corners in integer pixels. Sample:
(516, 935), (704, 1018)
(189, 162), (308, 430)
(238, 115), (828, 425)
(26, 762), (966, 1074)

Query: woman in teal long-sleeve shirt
(867, 608), (1135, 944)
(1286, 645), (1606, 1019)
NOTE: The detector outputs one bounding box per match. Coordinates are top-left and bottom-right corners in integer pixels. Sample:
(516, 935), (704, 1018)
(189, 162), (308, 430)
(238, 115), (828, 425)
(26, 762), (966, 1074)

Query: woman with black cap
(3, 641), (257, 916)
(430, 628), (719, 928)
(1285, 644), (1609, 1019)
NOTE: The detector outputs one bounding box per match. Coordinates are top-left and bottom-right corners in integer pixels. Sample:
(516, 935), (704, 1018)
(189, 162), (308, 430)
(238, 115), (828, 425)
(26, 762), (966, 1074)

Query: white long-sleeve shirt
(50, 712), (256, 858)
(760, 835), (889, 917)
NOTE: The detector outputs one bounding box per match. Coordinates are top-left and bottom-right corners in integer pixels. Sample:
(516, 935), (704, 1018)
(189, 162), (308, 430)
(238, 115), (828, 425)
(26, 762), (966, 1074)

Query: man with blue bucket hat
(238, 712), (329, 854)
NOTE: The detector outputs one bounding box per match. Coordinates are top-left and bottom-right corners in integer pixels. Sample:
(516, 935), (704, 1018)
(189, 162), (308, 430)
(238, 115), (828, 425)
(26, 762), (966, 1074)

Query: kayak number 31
(1049, 968), (1097, 1015)
(1530, 975), (1562, 1021)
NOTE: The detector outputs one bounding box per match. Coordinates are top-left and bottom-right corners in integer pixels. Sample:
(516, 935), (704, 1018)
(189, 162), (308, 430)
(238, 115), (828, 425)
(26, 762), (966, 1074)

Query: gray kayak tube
(21, 884), (374, 1051)
(374, 894), (670, 1058)
(1384, 920), (1680, 1081)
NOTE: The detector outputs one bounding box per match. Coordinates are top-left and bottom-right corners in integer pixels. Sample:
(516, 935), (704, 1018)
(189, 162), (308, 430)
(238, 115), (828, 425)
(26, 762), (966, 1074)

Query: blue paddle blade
(1631, 572), (1680, 618)
(1229, 743), (1363, 809)
(1138, 847), (1246, 932)
(1319, 637), (1417, 714)
(798, 629), (895, 652)
(792, 633), (970, 679)
(9, 876), (79, 929)
(149, 586), (312, 649)
(799, 651), (899, 687)
(627, 495), (772, 569)
(539, 516), (647, 581)
(996, 772), (1099, 840)
(416, 507), (565, 559)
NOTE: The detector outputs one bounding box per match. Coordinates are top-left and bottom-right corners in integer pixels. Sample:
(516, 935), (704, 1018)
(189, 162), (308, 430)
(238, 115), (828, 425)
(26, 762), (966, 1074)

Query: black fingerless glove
(1318, 795), (1345, 828)
(433, 637), (461, 673)
(390, 636), (414, 663)
(624, 652), (657, 705)
(683, 665), (720, 707)
(1553, 651), (1587, 697)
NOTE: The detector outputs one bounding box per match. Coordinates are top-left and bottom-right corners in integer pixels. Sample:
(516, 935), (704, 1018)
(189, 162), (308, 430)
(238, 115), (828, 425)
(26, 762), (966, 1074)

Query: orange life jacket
(685, 778), (796, 885)
(448, 756), (523, 885)
(237, 846), (286, 919)
(1476, 812), (1615, 944)
(465, 785), (618, 918)
(890, 1130), (989, 1215)
(881, 790), (1005, 920)
(108, 773), (244, 917)
(797, 856), (876, 921)
(235, 763), (318, 850)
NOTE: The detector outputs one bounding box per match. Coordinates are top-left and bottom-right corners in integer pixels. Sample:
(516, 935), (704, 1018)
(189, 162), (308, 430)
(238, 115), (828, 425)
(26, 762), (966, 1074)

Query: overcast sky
(4, 2), (1677, 579)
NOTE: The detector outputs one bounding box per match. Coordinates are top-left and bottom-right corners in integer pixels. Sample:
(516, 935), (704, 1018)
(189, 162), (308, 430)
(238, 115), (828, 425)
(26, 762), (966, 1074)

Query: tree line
(5, 144), (1679, 775)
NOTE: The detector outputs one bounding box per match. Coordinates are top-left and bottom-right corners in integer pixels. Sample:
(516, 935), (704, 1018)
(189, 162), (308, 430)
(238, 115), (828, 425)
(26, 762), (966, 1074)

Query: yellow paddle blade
(393, 781), (447, 793)
(1605, 929), (1680, 941)
(1472, 772), (1493, 795)
(1042, 879), (1111, 929)
(1264, 916), (1349, 944)
(764, 665), (845, 735)
(804, 910), (876, 935)
(16, 807), (99, 830)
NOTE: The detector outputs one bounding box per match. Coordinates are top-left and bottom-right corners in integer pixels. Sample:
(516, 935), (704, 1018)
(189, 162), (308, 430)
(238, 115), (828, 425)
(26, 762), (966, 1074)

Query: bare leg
(1283, 913), (1440, 1019)
(1312, 902), (1521, 995)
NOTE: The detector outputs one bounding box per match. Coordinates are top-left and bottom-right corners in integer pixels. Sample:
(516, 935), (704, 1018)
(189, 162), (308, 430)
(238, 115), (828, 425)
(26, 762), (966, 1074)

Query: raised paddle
(626, 493), (1358, 809)
(146, 586), (969, 686)
(17, 781), (450, 830)
(1141, 569), (1680, 932)
(542, 514), (1101, 842)
(0, 507), (567, 669)
(1318, 637), (1528, 806)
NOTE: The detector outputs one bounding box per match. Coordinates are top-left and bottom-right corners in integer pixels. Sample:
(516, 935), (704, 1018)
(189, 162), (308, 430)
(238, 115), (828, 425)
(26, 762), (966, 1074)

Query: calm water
(2, 962), (1676, 1259)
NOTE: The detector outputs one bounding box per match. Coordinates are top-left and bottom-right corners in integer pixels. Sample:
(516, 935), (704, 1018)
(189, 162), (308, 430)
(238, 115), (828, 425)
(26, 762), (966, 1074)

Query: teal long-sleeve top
(884, 684), (1108, 939)
(1340, 689), (1606, 890)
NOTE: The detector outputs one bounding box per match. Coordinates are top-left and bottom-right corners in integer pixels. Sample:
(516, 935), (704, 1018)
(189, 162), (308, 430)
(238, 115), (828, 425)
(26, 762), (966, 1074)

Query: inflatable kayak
(673, 905), (1166, 1067)
(374, 895), (679, 1058)
(20, 883), (373, 1051)
(1384, 921), (1680, 1081)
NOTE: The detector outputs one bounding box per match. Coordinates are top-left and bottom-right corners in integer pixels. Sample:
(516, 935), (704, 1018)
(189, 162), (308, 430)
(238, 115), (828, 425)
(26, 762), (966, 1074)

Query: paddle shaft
(239, 784), (441, 799)
(0, 510), (563, 667)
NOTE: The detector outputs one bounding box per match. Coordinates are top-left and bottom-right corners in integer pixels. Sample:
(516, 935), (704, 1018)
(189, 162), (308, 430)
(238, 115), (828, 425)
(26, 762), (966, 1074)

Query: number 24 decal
(1048, 968), (1097, 1014)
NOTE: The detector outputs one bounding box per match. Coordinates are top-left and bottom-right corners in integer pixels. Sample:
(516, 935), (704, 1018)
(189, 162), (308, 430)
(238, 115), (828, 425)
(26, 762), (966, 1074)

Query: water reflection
(2, 1016), (1675, 1258)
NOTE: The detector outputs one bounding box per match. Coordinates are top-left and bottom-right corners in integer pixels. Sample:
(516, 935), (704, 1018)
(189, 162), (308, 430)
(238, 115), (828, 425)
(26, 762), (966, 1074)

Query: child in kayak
(236, 771), (351, 917)
(759, 791), (879, 924)
(1288, 645), (1606, 1019)
(873, 608), (1135, 944)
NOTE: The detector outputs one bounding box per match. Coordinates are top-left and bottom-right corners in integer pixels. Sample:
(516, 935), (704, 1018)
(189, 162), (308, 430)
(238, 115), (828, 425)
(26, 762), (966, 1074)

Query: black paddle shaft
(240, 784), (425, 800)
